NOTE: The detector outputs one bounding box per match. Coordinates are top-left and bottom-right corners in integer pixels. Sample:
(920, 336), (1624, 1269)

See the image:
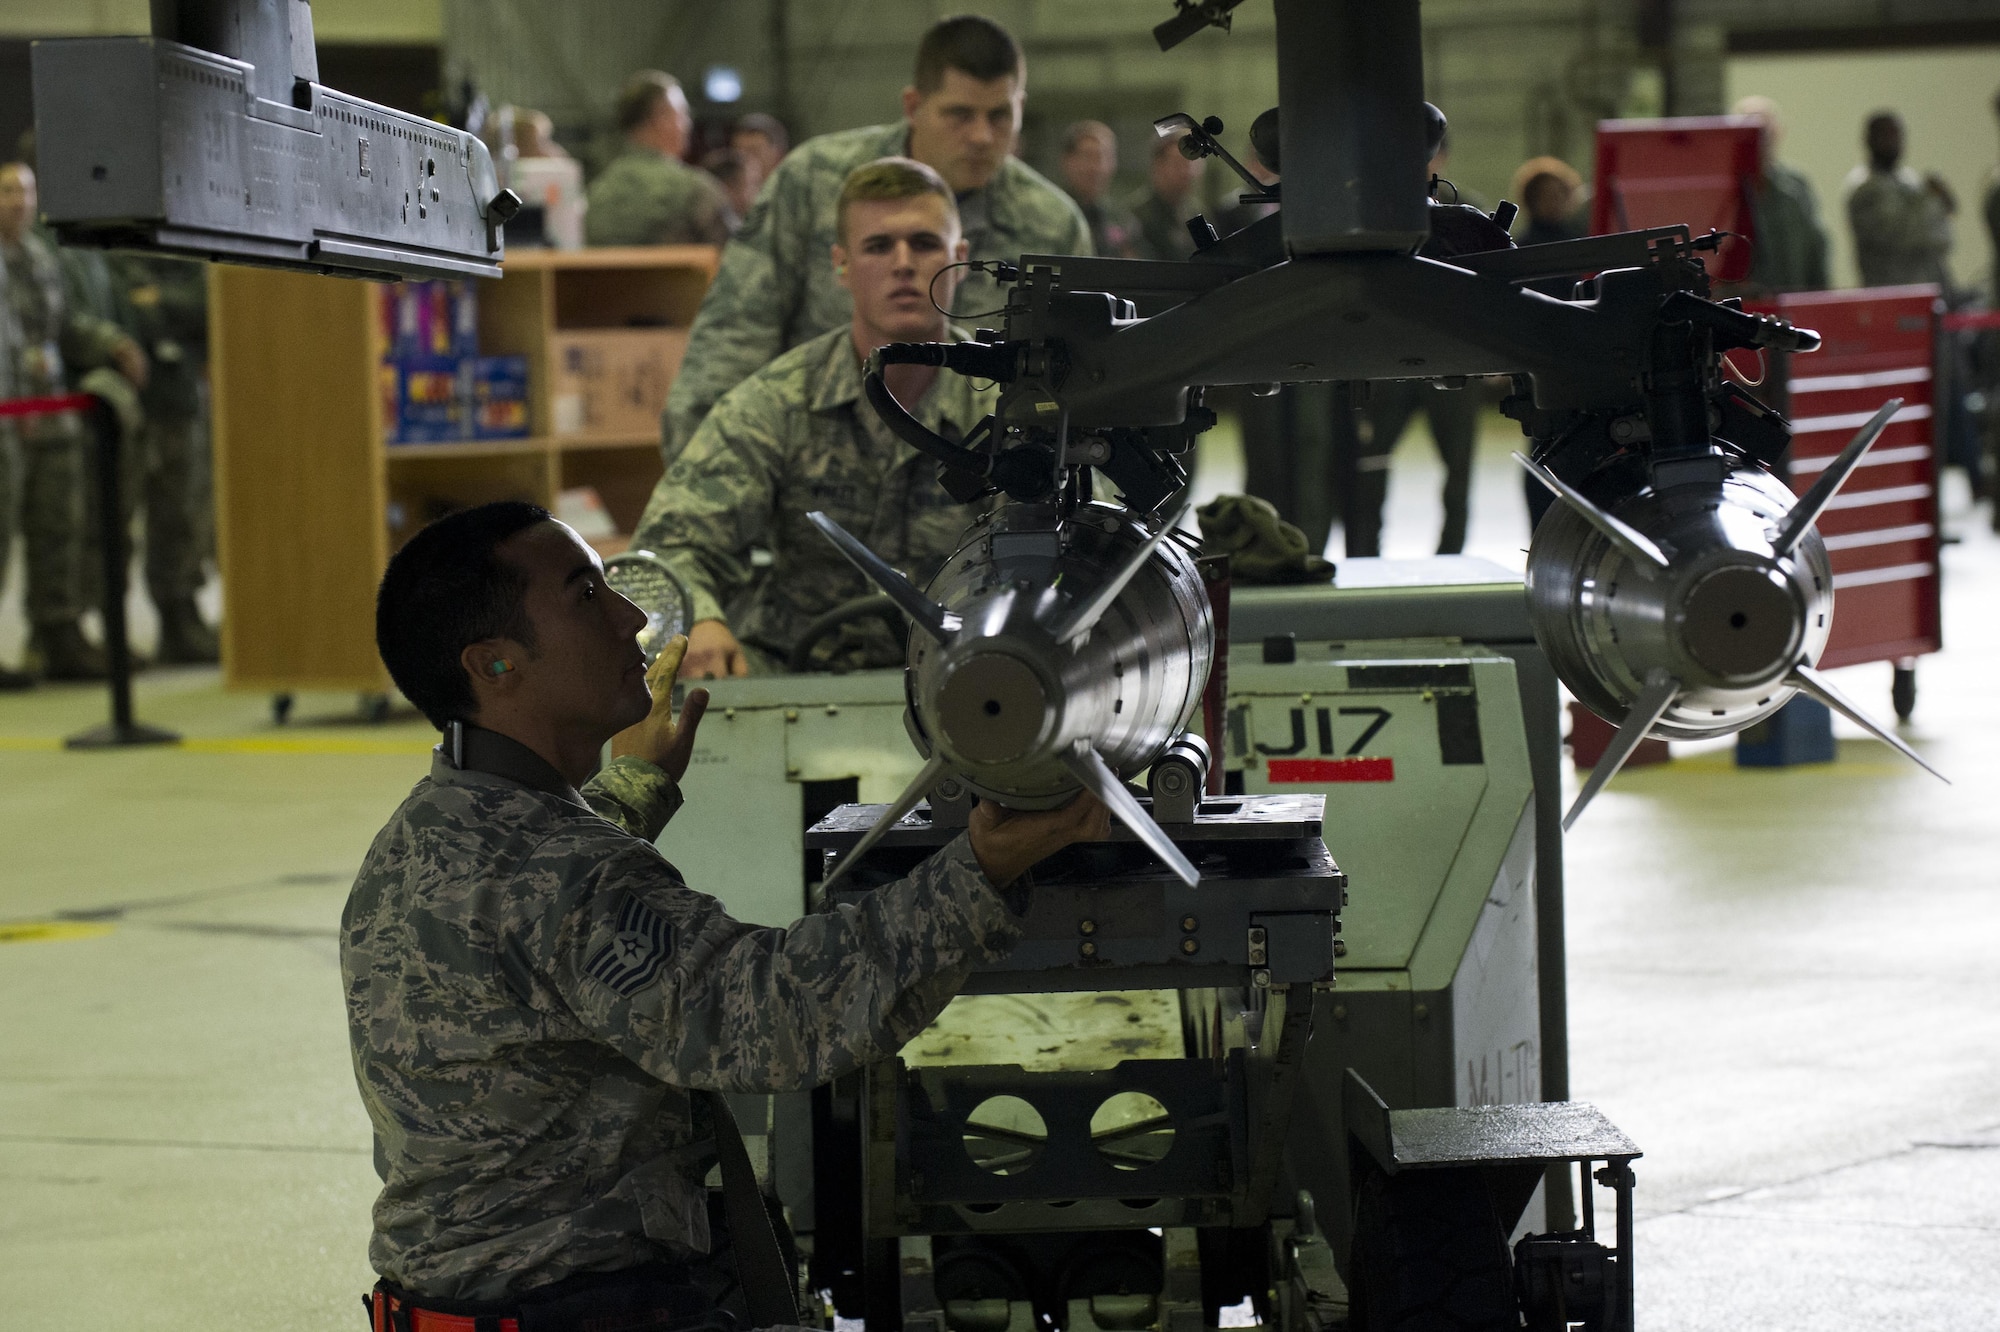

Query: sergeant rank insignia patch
(586, 895), (676, 996)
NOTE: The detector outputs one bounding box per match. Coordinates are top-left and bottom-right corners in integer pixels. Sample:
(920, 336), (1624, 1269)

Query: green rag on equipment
(1196, 494), (1334, 584)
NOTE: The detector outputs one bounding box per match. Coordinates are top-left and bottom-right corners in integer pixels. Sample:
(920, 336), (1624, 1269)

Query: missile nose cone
(935, 652), (1052, 764)
(1678, 563), (1802, 682)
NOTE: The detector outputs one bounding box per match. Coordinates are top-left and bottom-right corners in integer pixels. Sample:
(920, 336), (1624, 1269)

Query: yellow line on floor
(0, 735), (432, 756)
(0, 921), (115, 944)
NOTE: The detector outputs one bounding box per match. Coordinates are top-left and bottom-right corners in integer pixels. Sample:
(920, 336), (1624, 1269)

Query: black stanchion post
(66, 393), (179, 749)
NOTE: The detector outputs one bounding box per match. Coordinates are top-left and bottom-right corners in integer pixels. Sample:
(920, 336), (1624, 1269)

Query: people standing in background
(1129, 129), (1206, 262)
(1732, 96), (1830, 296)
(730, 112), (789, 186)
(1058, 121), (1140, 258)
(1846, 111), (1955, 292)
(1345, 134), (1484, 557)
(659, 15), (1091, 462)
(0, 161), (149, 684)
(700, 149), (755, 232)
(584, 71), (733, 248)
(1508, 156), (1586, 532)
(115, 255), (219, 662)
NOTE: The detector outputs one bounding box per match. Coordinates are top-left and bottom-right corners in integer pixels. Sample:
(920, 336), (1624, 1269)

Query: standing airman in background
(1129, 128), (1205, 262)
(585, 71), (734, 249)
(0, 161), (147, 683)
(117, 255), (218, 662)
(1058, 121), (1140, 258)
(659, 14), (1091, 462)
(1732, 96), (1830, 296)
(1846, 110), (1955, 292)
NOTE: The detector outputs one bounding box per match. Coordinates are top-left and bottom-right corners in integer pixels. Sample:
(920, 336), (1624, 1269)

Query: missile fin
(1770, 398), (1902, 559)
(820, 752), (952, 891)
(1050, 497), (1196, 645)
(807, 511), (959, 643)
(1513, 453), (1671, 575)
(1563, 667), (1681, 831)
(1063, 741), (1201, 886)
(1787, 661), (1947, 783)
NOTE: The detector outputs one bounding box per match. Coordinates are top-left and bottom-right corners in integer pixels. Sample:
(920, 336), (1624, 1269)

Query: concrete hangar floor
(1, 416), (1996, 1329)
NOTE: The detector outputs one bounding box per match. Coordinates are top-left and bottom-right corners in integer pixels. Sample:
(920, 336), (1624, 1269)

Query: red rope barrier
(0, 392), (95, 420)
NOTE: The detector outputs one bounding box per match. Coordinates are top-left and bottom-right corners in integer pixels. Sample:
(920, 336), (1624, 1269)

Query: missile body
(907, 501), (1214, 808)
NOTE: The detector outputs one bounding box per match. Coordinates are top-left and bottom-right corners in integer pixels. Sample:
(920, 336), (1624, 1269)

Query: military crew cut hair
(616, 70), (681, 134)
(836, 156), (959, 243)
(376, 501), (549, 730)
(913, 15), (1025, 92)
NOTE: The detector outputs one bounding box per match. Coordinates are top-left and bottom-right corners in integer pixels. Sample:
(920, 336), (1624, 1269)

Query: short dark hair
(616, 71), (681, 135)
(732, 112), (789, 154)
(914, 15), (1024, 93)
(376, 502), (549, 729)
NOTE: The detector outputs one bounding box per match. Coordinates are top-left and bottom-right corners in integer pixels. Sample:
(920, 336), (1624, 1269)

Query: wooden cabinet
(210, 246), (717, 696)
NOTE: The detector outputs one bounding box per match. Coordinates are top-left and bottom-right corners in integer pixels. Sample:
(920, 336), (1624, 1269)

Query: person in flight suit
(631, 157), (995, 680)
(659, 14), (1090, 463)
(347, 500), (1105, 1328)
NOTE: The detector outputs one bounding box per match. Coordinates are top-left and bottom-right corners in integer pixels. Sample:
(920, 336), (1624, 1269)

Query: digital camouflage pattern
(341, 741), (1020, 1301)
(0, 230), (131, 628)
(1845, 164), (1953, 291)
(632, 323), (997, 672)
(115, 255), (214, 609)
(585, 147), (735, 248)
(660, 121), (1091, 459)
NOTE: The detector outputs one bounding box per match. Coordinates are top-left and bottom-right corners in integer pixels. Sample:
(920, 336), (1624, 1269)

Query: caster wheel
(272, 693), (294, 725)
(360, 693), (391, 724)
(1892, 664), (1917, 722)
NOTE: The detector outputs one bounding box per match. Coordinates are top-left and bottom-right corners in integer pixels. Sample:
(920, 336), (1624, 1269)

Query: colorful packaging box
(471, 356), (531, 439)
(383, 356), (472, 444)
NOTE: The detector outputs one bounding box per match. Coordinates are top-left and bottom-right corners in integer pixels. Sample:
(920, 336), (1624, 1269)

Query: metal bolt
(1079, 940), (1098, 958)
(1333, 939), (1348, 958)
(1180, 938), (1199, 956)
(1247, 926), (1268, 966)
(723, 708), (736, 721)
(1253, 968), (1271, 988)
(785, 765), (800, 778)
(1414, 1002), (1429, 1020)
(1299, 692), (1313, 705)
(1332, 1004), (1348, 1020)
(1078, 919), (1097, 936)
(825, 705), (839, 716)
(1180, 915), (1199, 933)
(785, 709), (799, 723)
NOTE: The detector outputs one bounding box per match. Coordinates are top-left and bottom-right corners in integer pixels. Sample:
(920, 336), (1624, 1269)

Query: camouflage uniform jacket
(585, 146), (735, 248)
(0, 230), (129, 441)
(1844, 164), (1953, 291)
(661, 121), (1091, 458)
(1068, 190), (1142, 259)
(341, 726), (1022, 1301)
(115, 254), (209, 422)
(1128, 187), (1196, 263)
(632, 323), (996, 671)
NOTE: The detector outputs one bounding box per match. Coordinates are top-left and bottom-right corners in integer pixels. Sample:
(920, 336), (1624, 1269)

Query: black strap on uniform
(704, 1091), (800, 1328)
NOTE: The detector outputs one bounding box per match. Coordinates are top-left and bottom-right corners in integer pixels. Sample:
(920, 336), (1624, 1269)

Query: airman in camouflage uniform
(1845, 112), (1955, 292)
(0, 161), (144, 681)
(347, 505), (1104, 1313)
(633, 322), (995, 673)
(117, 255), (219, 661)
(661, 16), (1091, 461)
(343, 729), (1019, 1301)
(585, 147), (735, 248)
(586, 70), (735, 249)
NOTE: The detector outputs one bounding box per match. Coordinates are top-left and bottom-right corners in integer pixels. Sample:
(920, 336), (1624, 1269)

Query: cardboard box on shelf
(548, 329), (688, 437)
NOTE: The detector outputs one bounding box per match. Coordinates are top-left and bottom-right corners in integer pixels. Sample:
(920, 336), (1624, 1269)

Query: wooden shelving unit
(210, 245), (718, 697)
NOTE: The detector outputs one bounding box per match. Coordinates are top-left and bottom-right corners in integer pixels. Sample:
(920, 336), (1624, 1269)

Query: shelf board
(383, 431), (660, 460)
(499, 244), (720, 275)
